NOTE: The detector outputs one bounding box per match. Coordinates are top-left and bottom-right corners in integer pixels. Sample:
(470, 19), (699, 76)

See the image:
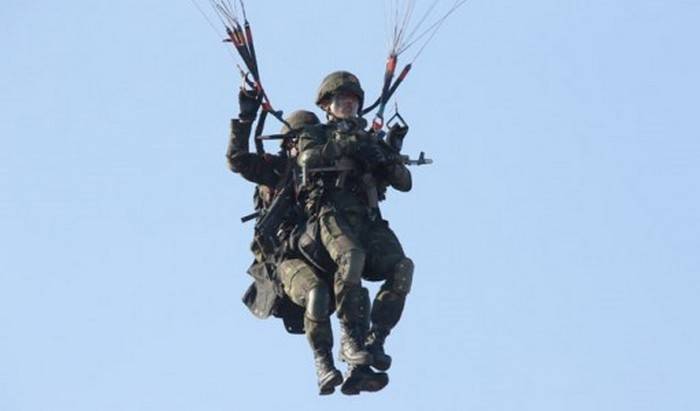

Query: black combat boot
(366, 326), (392, 371)
(339, 321), (373, 366)
(340, 365), (389, 395)
(304, 307), (341, 395)
(313, 349), (343, 395)
(336, 286), (373, 366)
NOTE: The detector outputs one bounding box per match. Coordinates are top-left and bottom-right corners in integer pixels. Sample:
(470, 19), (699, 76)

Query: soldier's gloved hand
(387, 124), (409, 152)
(331, 133), (361, 157)
(355, 141), (387, 170)
(238, 87), (262, 123)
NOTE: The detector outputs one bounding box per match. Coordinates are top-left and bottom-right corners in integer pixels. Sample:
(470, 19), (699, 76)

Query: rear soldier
(227, 89), (343, 395)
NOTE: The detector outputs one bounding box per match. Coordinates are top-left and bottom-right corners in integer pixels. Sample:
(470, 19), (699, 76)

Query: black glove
(386, 124), (408, 152)
(355, 141), (387, 170)
(238, 88), (262, 122)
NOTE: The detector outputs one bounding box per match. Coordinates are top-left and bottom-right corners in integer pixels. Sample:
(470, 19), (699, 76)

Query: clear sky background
(1, 1), (699, 410)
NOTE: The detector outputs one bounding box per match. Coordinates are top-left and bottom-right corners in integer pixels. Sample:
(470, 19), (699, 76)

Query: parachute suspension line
(371, 53), (399, 131)
(364, 0), (469, 124)
(385, 0), (442, 57)
(190, 0), (224, 39)
(238, 0), (259, 81)
(385, 0), (415, 56)
(211, 0), (237, 31)
(390, 0), (416, 56)
(384, 1), (393, 52)
(188, 0), (238, 61)
(238, 0), (248, 23)
(398, 0), (469, 58)
(365, 0), (417, 126)
(206, 0), (291, 132)
(409, 10), (451, 64)
(232, 0), (273, 155)
(392, 0), (400, 51)
(404, 0), (440, 50)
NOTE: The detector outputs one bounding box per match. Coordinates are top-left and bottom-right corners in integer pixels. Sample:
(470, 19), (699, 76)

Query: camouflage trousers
(277, 258), (334, 350)
(317, 205), (413, 330)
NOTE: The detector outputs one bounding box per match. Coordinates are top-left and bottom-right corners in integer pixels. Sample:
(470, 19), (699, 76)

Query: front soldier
(227, 90), (343, 395)
(296, 71), (415, 394)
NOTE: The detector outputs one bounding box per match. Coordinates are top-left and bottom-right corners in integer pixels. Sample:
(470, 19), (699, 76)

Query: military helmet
(280, 110), (320, 134)
(315, 71), (365, 110)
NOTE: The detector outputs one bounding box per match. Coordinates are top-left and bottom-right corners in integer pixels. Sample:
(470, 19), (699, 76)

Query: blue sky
(1, 1), (699, 410)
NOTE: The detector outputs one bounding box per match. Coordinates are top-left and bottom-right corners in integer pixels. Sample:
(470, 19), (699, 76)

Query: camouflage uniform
(296, 71), (415, 393)
(227, 100), (343, 395)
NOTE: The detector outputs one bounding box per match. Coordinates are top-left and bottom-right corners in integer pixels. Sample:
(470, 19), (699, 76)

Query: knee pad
(306, 285), (331, 322)
(392, 258), (414, 295)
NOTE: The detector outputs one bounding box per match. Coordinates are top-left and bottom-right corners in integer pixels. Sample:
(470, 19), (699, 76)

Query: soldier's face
(329, 92), (360, 119)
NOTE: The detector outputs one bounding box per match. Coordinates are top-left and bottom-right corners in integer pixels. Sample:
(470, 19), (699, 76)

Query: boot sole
(318, 370), (343, 395)
(358, 373), (388, 392)
(340, 371), (389, 395)
(340, 376), (362, 395)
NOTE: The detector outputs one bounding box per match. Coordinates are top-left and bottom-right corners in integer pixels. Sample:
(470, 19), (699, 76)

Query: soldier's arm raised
(226, 118), (282, 187)
(226, 88), (264, 172)
(226, 118), (253, 172)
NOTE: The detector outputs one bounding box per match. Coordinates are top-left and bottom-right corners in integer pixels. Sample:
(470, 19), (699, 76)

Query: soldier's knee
(277, 259), (304, 291)
(306, 285), (331, 322)
(278, 259), (324, 307)
(392, 257), (414, 295)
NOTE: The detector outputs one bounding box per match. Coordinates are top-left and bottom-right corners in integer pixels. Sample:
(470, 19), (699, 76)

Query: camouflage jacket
(226, 118), (287, 189)
(296, 120), (412, 214)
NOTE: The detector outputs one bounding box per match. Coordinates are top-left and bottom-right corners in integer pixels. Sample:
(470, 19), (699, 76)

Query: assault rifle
(252, 178), (294, 256)
(301, 151), (432, 187)
(239, 163), (297, 258)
